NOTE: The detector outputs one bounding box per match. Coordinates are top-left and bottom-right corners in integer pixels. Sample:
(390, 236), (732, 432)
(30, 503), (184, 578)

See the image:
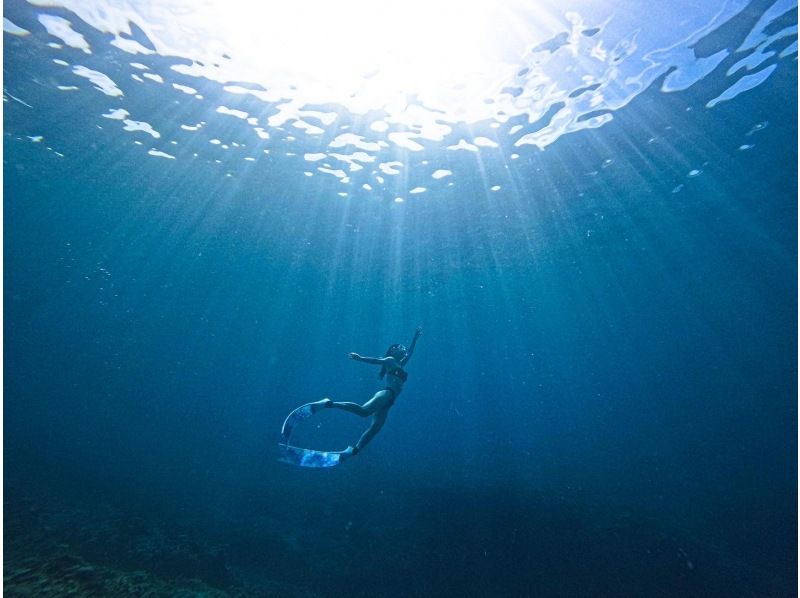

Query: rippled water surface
(4, 0), (797, 193)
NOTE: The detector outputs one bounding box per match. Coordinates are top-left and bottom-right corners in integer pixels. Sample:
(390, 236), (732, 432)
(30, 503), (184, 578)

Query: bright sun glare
(179, 0), (543, 116)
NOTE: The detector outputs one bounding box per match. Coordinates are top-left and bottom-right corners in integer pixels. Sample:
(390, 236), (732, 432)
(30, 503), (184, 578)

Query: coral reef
(3, 490), (314, 597)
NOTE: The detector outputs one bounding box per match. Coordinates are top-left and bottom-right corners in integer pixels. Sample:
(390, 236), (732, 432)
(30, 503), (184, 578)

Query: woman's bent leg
(354, 410), (388, 451)
(329, 402), (371, 417)
(361, 390), (393, 413)
(329, 390), (392, 417)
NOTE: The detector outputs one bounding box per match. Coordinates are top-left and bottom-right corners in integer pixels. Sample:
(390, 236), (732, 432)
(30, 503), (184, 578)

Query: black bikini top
(388, 368), (408, 382)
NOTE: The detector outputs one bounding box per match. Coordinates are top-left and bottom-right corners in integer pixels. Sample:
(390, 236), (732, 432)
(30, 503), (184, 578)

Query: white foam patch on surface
(173, 83), (197, 94)
(409, 187), (426, 194)
(780, 40), (798, 58)
(379, 161), (403, 175)
(662, 50), (730, 92)
(4, 17), (30, 36)
(304, 153), (326, 162)
(122, 119), (160, 138)
(72, 65), (123, 96)
(102, 108), (129, 120)
(388, 132), (425, 151)
(293, 120), (325, 135)
(330, 158), (362, 173)
(111, 37), (153, 54)
(728, 47), (777, 76)
(329, 133), (383, 152)
(706, 64), (778, 108)
(330, 152), (375, 171)
(53, 59), (69, 66)
(737, 0), (796, 52)
(38, 15), (91, 53)
(57, 85), (79, 91)
(5, 92), (33, 108)
(318, 166), (347, 179)
(148, 148), (175, 159)
(222, 84), (283, 103)
(181, 123), (202, 131)
(432, 169), (452, 179)
(474, 137), (498, 148)
(217, 106), (249, 119)
(447, 139), (478, 152)
(746, 121), (769, 136)
(142, 72), (163, 83)
(131, 62), (148, 70)
(299, 110), (337, 126)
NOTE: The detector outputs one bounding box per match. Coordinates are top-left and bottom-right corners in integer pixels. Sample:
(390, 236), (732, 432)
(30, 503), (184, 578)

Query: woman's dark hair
(379, 344), (406, 379)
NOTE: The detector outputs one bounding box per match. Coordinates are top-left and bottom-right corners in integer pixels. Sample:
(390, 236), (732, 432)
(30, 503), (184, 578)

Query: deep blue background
(4, 3), (797, 595)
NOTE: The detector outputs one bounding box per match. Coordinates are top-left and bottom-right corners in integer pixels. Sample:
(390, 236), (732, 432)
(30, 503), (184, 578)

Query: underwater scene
(3, 0), (798, 595)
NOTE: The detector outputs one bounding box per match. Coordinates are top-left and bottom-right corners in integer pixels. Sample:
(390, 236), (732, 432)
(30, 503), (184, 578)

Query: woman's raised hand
(348, 352), (360, 360)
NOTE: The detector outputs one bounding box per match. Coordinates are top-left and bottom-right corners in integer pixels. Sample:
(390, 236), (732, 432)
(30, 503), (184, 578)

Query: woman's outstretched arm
(401, 326), (422, 365)
(349, 353), (389, 365)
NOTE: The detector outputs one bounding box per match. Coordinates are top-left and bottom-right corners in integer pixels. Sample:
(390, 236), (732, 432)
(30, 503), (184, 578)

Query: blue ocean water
(3, 0), (798, 595)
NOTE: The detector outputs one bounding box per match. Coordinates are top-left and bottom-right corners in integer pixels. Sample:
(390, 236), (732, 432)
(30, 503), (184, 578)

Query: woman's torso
(384, 362), (408, 397)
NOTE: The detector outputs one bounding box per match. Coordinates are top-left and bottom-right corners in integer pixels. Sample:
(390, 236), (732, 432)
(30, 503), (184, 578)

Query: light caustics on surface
(5, 0), (798, 194)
